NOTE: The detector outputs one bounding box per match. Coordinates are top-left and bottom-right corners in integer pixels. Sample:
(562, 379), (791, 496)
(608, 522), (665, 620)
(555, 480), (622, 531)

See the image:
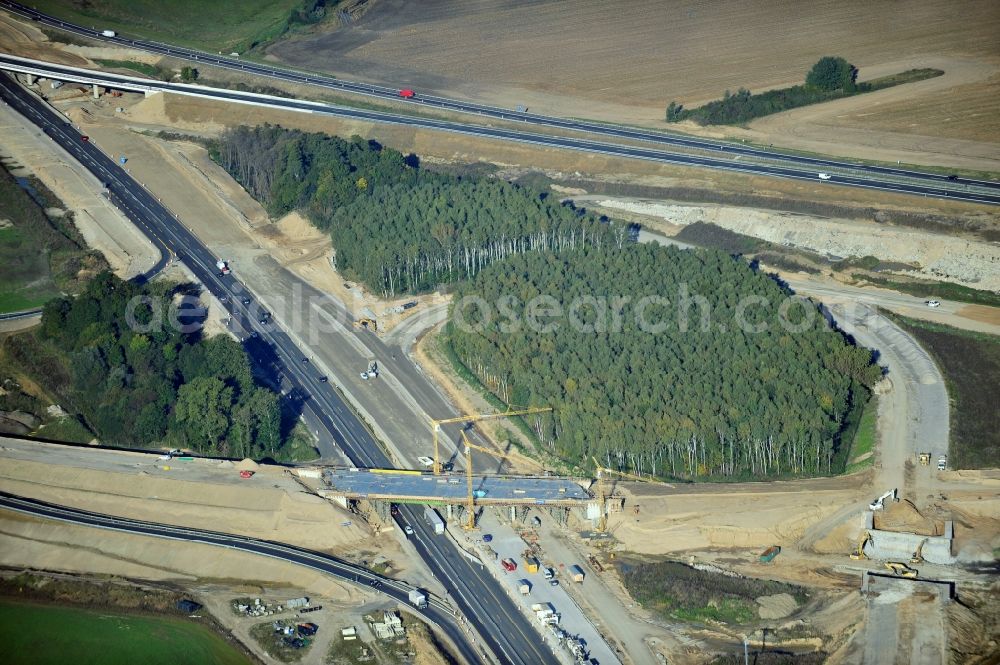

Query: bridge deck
(322, 468), (592, 506)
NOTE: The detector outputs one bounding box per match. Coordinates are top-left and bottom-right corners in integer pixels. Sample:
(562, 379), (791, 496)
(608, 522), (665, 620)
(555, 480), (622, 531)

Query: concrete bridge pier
(92, 83), (100, 99)
(25, 73), (34, 85)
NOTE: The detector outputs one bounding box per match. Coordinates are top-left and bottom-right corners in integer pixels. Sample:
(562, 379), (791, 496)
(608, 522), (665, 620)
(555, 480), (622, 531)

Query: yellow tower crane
(460, 430), (512, 530)
(591, 457), (653, 532)
(429, 406), (552, 475)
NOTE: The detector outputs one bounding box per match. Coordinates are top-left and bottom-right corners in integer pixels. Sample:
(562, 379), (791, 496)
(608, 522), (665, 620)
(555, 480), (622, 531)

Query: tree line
(2, 273), (295, 459)
(213, 125), (625, 296)
(666, 57), (942, 126)
(447, 244), (881, 480)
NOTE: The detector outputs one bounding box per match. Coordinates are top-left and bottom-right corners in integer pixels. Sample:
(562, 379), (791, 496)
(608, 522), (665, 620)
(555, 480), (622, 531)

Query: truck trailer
(408, 589), (428, 609)
(425, 506), (445, 535)
(101, 30), (116, 37)
(569, 565), (585, 583)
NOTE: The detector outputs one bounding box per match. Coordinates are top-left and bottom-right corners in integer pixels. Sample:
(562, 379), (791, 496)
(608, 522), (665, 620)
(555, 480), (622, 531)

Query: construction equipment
(884, 561), (918, 578)
(918, 453), (931, 466)
(910, 538), (928, 564)
(429, 406), (551, 475)
(354, 318), (377, 332)
(869, 488), (897, 511)
(360, 359), (379, 380)
(591, 457), (652, 532)
(759, 546), (781, 563)
(460, 430), (511, 529)
(850, 531), (872, 560)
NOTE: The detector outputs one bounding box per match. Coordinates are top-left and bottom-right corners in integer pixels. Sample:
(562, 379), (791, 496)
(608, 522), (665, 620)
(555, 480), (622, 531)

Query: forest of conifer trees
(215, 125), (880, 479)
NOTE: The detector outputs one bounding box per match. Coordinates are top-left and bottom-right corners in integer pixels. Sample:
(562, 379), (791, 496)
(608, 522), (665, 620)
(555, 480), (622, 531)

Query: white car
(158, 454), (172, 461)
(403, 526), (414, 536)
(818, 173), (832, 180)
(937, 456), (947, 471)
(925, 300), (941, 308)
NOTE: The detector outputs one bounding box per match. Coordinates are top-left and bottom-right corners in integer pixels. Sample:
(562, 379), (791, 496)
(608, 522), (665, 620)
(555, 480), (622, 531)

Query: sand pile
(874, 499), (939, 536)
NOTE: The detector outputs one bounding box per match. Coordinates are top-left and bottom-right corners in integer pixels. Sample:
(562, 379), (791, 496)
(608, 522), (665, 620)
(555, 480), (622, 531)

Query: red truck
(501, 558), (517, 572)
(399, 89), (415, 99)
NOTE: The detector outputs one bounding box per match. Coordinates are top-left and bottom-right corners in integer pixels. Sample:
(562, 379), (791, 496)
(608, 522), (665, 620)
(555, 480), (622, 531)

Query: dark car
(302, 357), (309, 363)
(242, 298), (251, 305)
(947, 174), (959, 181)
(319, 376), (328, 383)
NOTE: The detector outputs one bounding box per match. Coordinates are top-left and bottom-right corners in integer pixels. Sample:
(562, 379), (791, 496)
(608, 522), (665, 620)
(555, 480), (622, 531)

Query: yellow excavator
(885, 561), (918, 578)
(354, 318), (377, 332)
(850, 531), (872, 560)
(910, 538), (928, 564)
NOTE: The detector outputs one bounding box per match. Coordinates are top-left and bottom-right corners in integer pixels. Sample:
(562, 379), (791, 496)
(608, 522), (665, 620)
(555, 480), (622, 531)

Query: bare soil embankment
(593, 198), (1000, 291)
(0, 455), (369, 554)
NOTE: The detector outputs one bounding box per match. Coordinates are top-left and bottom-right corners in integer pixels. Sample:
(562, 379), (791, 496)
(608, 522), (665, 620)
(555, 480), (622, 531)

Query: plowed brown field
(268, 0), (1000, 167)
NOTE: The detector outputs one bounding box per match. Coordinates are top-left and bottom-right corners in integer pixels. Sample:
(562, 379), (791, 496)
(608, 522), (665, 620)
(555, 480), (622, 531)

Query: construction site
(0, 9), (998, 665)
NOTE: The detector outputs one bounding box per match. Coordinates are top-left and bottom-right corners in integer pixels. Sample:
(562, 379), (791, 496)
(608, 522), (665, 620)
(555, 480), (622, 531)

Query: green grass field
(33, 0), (305, 52)
(0, 600), (251, 665)
(0, 185), (61, 314)
(0, 169), (110, 315)
(94, 58), (167, 79)
(846, 395), (878, 473)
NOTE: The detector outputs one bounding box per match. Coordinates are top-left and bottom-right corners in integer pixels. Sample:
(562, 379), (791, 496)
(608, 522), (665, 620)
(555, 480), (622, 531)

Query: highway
(0, 308), (42, 321)
(0, 490), (483, 663)
(2, 0), (998, 197)
(0, 59), (997, 207)
(0, 73), (559, 665)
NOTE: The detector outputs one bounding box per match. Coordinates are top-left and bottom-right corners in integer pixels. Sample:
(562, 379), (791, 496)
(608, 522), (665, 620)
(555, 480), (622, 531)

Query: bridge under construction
(320, 468), (593, 507)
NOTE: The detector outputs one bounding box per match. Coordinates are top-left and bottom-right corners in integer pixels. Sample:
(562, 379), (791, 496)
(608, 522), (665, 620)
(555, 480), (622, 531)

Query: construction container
(759, 546), (781, 563)
(523, 556), (540, 573)
(569, 565), (585, 583)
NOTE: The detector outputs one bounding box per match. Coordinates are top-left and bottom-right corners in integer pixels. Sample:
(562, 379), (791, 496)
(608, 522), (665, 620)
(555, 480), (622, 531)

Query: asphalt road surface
(3, 0), (998, 198)
(0, 73), (559, 665)
(1, 53), (997, 207)
(0, 490), (483, 664)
